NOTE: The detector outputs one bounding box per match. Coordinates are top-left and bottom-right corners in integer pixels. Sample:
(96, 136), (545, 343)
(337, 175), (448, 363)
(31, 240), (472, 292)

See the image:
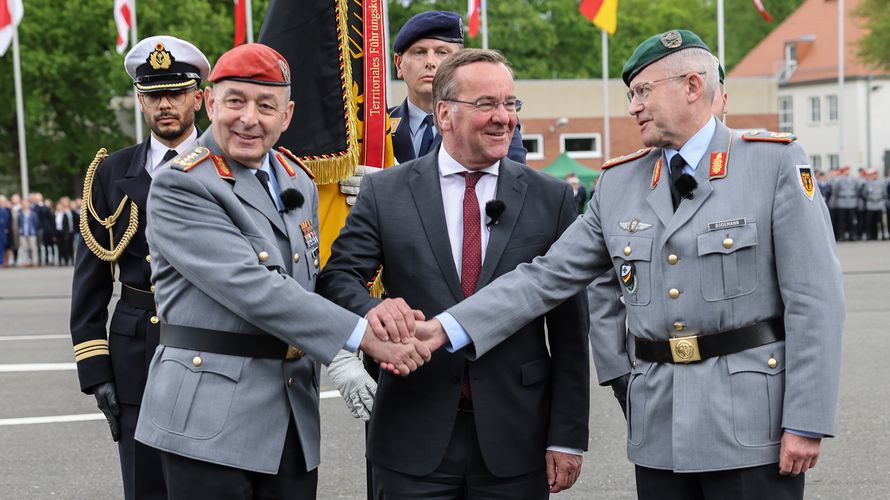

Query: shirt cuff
(547, 446), (583, 456)
(343, 318), (369, 353)
(785, 428), (824, 439)
(434, 312), (468, 352)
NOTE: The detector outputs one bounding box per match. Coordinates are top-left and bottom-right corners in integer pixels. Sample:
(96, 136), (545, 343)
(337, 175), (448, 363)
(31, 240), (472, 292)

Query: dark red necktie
(460, 171), (484, 400)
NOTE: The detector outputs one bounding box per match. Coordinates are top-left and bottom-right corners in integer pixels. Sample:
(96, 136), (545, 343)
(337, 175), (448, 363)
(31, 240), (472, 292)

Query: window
(828, 154), (839, 170)
(560, 133), (601, 159)
(827, 95), (838, 122)
(810, 155), (822, 170)
(778, 96), (793, 133)
(809, 96), (821, 123)
(522, 134), (544, 161)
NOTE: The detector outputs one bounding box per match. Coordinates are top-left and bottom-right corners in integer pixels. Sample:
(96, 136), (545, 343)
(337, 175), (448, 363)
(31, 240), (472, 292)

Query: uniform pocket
(697, 223), (758, 301)
(520, 357), (552, 386)
(148, 349), (244, 439)
(109, 305), (140, 337)
(626, 360), (653, 446)
(608, 235), (653, 306)
(726, 342), (785, 446)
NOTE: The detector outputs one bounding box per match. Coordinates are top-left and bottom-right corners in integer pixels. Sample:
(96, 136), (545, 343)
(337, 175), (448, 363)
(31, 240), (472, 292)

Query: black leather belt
(120, 284), (156, 310)
(160, 324), (304, 360)
(634, 318), (784, 364)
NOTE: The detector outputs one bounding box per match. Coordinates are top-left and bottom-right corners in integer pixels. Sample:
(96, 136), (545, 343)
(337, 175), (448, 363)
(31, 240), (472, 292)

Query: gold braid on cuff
(79, 148), (139, 262)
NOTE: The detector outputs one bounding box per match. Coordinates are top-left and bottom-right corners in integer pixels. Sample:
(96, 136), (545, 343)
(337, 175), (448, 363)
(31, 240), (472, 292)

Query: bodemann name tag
(708, 218), (746, 231)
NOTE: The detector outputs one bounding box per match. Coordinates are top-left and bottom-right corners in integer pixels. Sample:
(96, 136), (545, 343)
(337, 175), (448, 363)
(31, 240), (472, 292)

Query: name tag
(708, 218), (746, 231)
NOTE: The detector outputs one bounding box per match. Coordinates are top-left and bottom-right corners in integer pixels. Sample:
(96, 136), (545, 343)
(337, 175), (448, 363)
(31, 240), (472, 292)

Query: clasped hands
(358, 298), (448, 375)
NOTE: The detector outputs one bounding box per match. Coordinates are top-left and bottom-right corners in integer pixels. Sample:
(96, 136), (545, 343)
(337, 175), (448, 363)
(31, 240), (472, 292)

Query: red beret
(209, 43), (291, 87)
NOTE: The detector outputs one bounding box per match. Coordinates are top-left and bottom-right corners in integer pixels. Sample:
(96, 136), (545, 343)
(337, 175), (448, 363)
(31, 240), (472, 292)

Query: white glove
(327, 349), (377, 421)
(340, 165), (381, 206)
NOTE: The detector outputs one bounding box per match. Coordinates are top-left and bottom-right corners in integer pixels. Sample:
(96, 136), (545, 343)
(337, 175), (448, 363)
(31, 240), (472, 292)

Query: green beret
(622, 29), (712, 86)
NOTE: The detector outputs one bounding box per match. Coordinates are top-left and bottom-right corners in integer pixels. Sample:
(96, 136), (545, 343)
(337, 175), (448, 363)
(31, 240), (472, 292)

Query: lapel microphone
(485, 200), (506, 227)
(280, 188), (304, 213)
(674, 174), (698, 201)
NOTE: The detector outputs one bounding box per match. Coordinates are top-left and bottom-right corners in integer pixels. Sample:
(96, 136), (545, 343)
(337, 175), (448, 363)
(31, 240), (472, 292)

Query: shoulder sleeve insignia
(277, 146), (315, 180)
(210, 155), (234, 180)
(602, 147), (654, 170)
(170, 146), (211, 171)
(276, 153), (297, 177)
(742, 130), (797, 144)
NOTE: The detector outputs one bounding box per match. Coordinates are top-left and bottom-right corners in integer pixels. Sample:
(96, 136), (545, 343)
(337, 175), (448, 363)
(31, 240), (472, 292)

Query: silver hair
(658, 47), (719, 102)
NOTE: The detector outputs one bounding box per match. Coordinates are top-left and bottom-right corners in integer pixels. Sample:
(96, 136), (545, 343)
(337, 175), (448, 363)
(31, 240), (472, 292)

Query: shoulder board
(742, 130), (797, 144)
(602, 147), (654, 170)
(277, 146), (314, 180)
(170, 146), (211, 172)
(210, 155), (234, 180)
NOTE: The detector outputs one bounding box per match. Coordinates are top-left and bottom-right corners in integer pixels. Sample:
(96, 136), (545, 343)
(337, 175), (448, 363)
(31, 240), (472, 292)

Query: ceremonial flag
(467, 0), (481, 38)
(114, 0), (134, 53)
(579, 0), (618, 35)
(0, 0), (23, 56)
(752, 0), (773, 23)
(259, 0), (394, 269)
(234, 0), (247, 46)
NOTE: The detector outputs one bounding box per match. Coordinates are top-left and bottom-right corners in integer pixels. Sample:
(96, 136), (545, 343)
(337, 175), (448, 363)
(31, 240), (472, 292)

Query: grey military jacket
(830, 175), (861, 209)
(135, 128), (361, 474)
(862, 179), (887, 211)
(449, 121), (844, 472)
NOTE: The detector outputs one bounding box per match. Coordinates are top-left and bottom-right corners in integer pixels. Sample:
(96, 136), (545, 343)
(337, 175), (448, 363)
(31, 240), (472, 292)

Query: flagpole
(717, 0), (725, 68)
(837, 0), (844, 166)
(481, 0), (488, 50)
(130, 0), (142, 142)
(245, 0), (254, 43)
(601, 29), (610, 163)
(12, 28), (29, 197)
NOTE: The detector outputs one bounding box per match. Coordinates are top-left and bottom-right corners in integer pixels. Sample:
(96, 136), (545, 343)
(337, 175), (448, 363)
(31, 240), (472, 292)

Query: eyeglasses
(219, 96), (284, 117)
(445, 98), (523, 113)
(139, 89), (195, 108)
(626, 72), (706, 103)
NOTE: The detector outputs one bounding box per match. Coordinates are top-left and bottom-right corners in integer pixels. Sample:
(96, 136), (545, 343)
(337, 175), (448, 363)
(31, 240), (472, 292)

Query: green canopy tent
(541, 152), (601, 187)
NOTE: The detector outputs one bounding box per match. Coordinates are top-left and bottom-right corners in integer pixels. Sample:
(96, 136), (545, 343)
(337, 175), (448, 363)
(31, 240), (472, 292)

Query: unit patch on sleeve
(797, 165), (816, 201)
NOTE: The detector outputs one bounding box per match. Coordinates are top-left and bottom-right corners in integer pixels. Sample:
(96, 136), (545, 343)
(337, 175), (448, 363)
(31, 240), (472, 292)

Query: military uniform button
(192, 356), (202, 367)
(258, 251), (270, 262)
(150, 315), (159, 324)
(669, 288), (680, 299)
(287, 377), (294, 387)
(632, 360), (636, 368)
(293, 253), (300, 263)
(723, 238), (734, 249)
(668, 254), (679, 265)
(145, 255), (151, 263)
(768, 357), (778, 369)
(623, 246), (632, 256)
(313, 258), (319, 268)
(150, 285), (156, 293)
(673, 322), (684, 331)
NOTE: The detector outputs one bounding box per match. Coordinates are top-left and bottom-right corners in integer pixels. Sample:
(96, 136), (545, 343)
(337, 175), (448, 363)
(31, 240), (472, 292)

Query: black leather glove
(609, 374), (630, 419)
(92, 382), (121, 442)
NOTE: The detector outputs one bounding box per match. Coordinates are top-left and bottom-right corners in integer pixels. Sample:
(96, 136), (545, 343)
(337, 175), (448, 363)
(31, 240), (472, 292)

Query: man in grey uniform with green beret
(416, 29), (844, 500)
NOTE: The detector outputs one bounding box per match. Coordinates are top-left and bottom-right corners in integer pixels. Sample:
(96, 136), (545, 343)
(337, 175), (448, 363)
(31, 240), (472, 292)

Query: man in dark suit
(389, 11), (526, 165)
(318, 49), (589, 498)
(69, 35), (210, 500)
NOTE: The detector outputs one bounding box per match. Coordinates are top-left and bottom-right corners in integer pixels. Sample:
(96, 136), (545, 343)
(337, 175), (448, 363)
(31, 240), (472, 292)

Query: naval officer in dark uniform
(70, 35), (210, 500)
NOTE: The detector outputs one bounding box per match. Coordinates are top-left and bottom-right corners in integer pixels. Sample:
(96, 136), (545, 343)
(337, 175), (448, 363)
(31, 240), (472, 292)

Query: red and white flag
(234, 0), (246, 46)
(752, 0), (773, 23)
(114, 0), (134, 53)
(0, 0), (24, 57)
(467, 0), (481, 38)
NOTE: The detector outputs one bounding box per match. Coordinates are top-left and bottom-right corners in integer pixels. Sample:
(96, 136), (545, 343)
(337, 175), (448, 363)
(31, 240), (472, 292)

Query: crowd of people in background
(817, 167), (890, 241)
(0, 192), (82, 268)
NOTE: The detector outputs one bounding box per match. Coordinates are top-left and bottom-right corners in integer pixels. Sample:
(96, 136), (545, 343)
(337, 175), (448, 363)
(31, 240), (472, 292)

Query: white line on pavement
(0, 334), (70, 341)
(0, 363), (76, 372)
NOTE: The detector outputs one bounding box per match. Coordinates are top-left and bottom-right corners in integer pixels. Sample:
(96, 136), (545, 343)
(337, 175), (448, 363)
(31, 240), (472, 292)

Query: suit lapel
(115, 139), (151, 209)
(477, 159), (526, 289)
(646, 151), (674, 229)
(408, 153), (463, 303)
(271, 154), (306, 261)
(392, 100), (416, 163)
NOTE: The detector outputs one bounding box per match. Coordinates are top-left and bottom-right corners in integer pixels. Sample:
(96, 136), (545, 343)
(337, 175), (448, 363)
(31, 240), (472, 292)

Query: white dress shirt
(145, 128), (199, 177)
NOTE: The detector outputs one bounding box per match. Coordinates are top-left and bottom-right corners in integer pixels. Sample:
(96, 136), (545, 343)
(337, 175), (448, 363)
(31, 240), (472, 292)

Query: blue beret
(393, 11), (464, 54)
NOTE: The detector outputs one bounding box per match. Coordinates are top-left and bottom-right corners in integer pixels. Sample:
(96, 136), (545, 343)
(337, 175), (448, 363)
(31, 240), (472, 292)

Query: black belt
(634, 318), (784, 364)
(120, 284), (156, 311)
(160, 324), (304, 360)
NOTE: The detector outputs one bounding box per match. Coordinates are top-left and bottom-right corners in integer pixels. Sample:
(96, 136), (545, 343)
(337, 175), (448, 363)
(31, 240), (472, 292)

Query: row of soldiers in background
(818, 166), (889, 241)
(0, 192), (82, 267)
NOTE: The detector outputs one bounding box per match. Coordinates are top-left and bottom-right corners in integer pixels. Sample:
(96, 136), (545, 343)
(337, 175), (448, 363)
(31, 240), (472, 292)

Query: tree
(854, 0), (890, 72)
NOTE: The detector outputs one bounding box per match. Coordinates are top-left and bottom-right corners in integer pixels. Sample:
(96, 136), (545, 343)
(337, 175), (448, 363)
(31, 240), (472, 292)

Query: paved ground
(0, 241), (887, 499)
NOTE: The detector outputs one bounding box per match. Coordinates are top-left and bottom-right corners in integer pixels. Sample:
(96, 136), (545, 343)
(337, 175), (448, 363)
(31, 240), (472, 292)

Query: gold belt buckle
(285, 346), (304, 360)
(669, 335), (702, 363)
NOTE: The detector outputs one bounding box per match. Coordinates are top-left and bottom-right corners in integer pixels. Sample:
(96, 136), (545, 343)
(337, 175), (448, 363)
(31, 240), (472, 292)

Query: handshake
(358, 298), (448, 375)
